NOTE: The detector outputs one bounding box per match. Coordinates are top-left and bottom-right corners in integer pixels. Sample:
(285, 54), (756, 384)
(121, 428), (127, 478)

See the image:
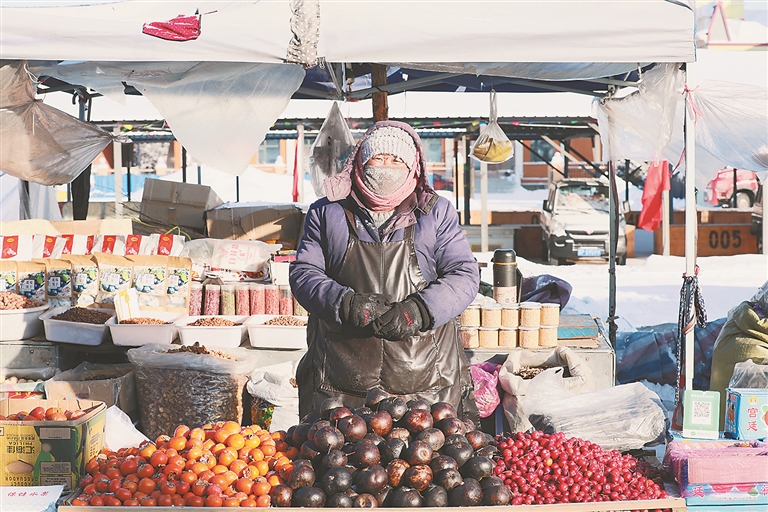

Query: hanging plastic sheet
(0, 60), (115, 185)
(36, 61), (306, 175)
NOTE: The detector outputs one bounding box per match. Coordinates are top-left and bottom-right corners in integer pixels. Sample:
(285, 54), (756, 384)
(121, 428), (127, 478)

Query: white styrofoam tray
(0, 303), (49, 341)
(245, 315), (308, 350)
(175, 315), (248, 348)
(107, 312), (187, 347)
(40, 307), (115, 346)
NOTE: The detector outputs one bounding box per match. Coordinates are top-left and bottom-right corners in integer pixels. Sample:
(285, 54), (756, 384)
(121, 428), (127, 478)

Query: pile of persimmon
(70, 421), (297, 507)
(1, 406), (86, 421)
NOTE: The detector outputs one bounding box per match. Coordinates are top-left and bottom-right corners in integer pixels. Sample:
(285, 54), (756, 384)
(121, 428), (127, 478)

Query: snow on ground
(148, 166), (764, 331)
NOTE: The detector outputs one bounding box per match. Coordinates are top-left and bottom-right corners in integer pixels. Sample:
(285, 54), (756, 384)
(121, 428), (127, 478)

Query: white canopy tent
(2, 0), (708, 390)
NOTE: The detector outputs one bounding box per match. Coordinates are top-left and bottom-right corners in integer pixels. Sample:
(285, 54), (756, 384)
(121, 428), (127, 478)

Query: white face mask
(362, 164), (410, 196)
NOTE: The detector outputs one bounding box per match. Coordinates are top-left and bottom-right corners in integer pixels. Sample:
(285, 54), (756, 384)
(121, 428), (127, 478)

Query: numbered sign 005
(700, 225), (757, 256)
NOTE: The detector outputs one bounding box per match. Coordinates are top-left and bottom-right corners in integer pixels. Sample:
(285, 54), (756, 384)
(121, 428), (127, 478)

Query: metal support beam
(608, 160), (618, 347)
(480, 160), (489, 253)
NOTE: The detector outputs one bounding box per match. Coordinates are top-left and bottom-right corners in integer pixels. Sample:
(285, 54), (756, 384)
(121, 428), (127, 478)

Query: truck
(540, 178), (627, 265)
(704, 168), (759, 209)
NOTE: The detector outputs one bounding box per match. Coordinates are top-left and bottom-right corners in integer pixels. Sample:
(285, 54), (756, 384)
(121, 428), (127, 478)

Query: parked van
(540, 178), (627, 265)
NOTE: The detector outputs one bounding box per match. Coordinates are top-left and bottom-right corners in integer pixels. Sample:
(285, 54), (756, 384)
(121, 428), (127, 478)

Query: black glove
(373, 296), (429, 341)
(339, 292), (392, 329)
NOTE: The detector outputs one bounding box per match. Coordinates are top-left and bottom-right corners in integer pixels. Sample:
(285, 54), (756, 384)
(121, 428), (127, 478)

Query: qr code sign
(691, 400), (712, 425)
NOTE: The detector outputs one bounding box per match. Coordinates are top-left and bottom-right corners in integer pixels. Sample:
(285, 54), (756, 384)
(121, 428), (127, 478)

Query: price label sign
(0, 485), (64, 512)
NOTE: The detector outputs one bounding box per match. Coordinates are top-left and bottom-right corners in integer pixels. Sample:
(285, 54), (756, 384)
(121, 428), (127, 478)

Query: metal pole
(562, 140), (569, 178)
(113, 128), (123, 218)
(453, 139), (460, 212)
(480, 160), (489, 253)
(662, 189), (671, 256)
(732, 168), (737, 207)
(126, 143), (132, 202)
(684, 64), (697, 393)
(608, 160), (617, 347)
(763, 180), (767, 278)
(236, 176), (240, 203)
(197, 165), (202, 185)
(625, 159), (630, 203)
(462, 136), (470, 226)
(182, 146), (187, 183)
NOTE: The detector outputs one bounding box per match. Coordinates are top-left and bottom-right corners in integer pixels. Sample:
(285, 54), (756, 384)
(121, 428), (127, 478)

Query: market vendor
(290, 120), (479, 420)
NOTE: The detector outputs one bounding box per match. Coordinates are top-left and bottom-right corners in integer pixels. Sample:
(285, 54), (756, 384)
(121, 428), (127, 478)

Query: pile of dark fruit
(271, 388), (509, 507)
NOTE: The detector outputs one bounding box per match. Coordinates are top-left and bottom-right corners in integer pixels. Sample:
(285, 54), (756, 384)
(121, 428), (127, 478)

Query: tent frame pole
(683, 63), (697, 393)
(608, 160), (618, 346)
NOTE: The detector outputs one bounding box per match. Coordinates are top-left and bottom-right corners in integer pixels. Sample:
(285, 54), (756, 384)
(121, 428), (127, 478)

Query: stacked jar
(539, 303), (560, 348)
(459, 304), (480, 349)
(500, 303), (519, 348)
(479, 303), (501, 348)
(518, 302), (541, 349)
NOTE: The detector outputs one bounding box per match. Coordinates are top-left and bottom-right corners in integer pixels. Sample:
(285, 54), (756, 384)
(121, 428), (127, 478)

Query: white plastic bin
(40, 307), (115, 346)
(108, 312), (186, 347)
(0, 304), (49, 341)
(175, 315), (248, 348)
(245, 315), (308, 350)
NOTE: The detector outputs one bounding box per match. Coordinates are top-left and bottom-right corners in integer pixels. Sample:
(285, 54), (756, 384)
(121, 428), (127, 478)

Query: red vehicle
(704, 168), (760, 209)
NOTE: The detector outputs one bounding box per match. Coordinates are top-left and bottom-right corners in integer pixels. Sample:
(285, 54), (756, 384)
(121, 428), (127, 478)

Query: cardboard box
(681, 482), (768, 506)
(44, 365), (136, 414)
(665, 436), (768, 485)
(0, 399), (106, 490)
(725, 388), (768, 440)
(0, 219), (133, 236)
(206, 203), (304, 250)
(140, 179), (223, 230)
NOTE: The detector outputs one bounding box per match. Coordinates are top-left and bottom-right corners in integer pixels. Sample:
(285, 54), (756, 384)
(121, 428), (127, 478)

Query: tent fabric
(0, 61), (115, 186)
(0, 173), (63, 223)
(1, 1), (695, 65)
(33, 61), (307, 176)
(596, 58), (768, 187)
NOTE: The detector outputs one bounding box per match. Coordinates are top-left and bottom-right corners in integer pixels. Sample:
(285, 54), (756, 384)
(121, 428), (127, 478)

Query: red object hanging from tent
(638, 160), (671, 232)
(292, 141), (300, 202)
(143, 14), (201, 42)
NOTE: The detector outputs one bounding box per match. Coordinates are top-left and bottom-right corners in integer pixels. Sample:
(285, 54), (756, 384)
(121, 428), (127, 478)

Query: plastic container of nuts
(107, 311), (187, 347)
(40, 306), (115, 345)
(0, 303), (49, 341)
(245, 314), (309, 350)
(176, 315), (249, 348)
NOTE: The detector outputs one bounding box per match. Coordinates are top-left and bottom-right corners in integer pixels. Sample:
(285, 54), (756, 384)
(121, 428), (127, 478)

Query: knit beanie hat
(360, 126), (418, 170)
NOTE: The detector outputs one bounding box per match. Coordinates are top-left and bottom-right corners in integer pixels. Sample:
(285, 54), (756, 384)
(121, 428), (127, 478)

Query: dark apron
(297, 208), (477, 421)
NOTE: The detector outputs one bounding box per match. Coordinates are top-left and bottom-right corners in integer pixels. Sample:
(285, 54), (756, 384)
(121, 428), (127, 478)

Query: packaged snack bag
(61, 254), (99, 307)
(16, 261), (46, 302)
(165, 257), (192, 312)
(94, 253), (133, 307)
(0, 260), (18, 293)
(92, 234), (126, 255)
(127, 255), (167, 310)
(41, 258), (73, 308)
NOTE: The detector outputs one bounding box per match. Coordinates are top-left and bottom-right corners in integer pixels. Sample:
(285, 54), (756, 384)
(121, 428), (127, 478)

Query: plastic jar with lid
(481, 304), (502, 328)
(539, 325), (558, 348)
(501, 303), (520, 328)
(235, 284), (250, 316)
(499, 327), (517, 348)
(220, 284), (236, 315)
(519, 326), (539, 349)
(279, 285), (294, 316)
(478, 327), (499, 348)
(540, 303), (561, 326)
(520, 302), (542, 328)
(249, 283), (265, 315)
(203, 284), (221, 316)
(189, 282), (203, 316)
(460, 305), (481, 327)
(264, 284), (279, 315)
(459, 327), (479, 349)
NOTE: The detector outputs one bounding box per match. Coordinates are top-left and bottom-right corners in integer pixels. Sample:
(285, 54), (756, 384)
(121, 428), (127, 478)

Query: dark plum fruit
(430, 402), (457, 423)
(327, 492), (354, 508)
(415, 427), (445, 451)
(440, 441), (473, 467)
(402, 464), (433, 492)
(459, 455), (493, 481)
(388, 487), (422, 508)
(377, 396), (408, 422)
(269, 484), (292, 507)
(292, 486), (326, 507)
(385, 459), (410, 487)
(482, 485), (512, 506)
(422, 485), (448, 507)
(365, 388), (390, 409)
(320, 466), (353, 495)
(433, 468), (463, 491)
(338, 415), (368, 443)
(355, 465), (388, 495)
(448, 478), (483, 507)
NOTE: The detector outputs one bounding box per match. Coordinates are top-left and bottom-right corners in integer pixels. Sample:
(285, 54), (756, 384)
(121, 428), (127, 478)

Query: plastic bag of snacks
(92, 235), (126, 255)
(127, 255), (167, 310)
(165, 256), (192, 312)
(40, 259), (73, 308)
(94, 253), (133, 306)
(127, 343), (259, 439)
(61, 255), (98, 307)
(470, 90), (513, 163)
(16, 261), (46, 302)
(0, 260), (17, 293)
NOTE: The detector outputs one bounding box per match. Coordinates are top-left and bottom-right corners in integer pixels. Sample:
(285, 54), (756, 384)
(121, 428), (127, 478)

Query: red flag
(638, 160), (670, 232)
(143, 14), (201, 42)
(292, 141), (300, 202)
